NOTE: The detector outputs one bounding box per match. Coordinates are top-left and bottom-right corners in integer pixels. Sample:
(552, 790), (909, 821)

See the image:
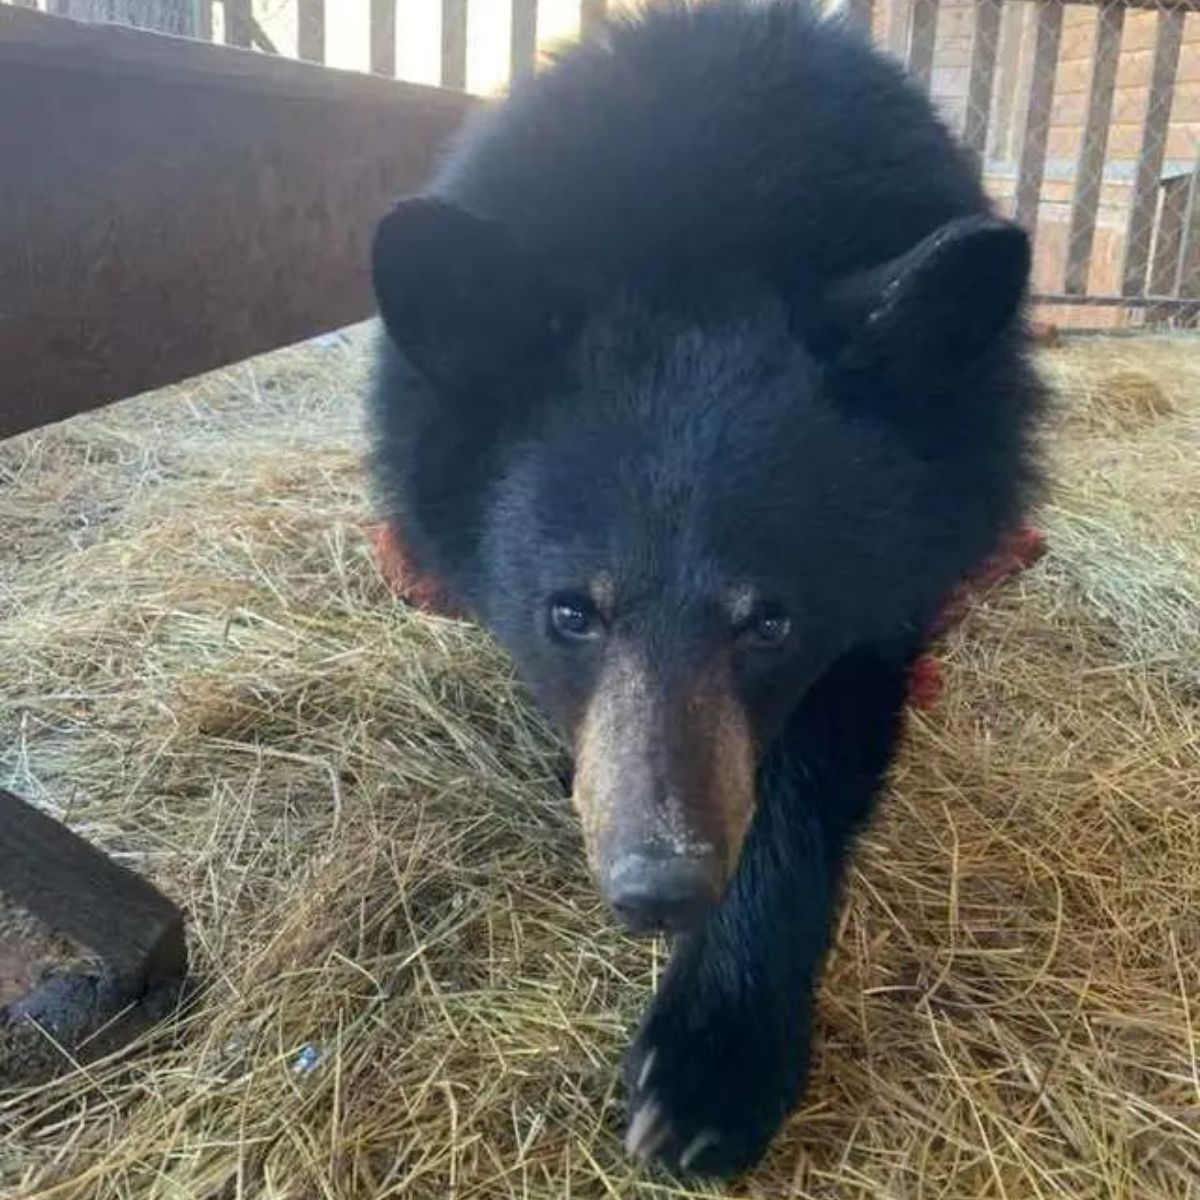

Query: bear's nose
(603, 852), (723, 935)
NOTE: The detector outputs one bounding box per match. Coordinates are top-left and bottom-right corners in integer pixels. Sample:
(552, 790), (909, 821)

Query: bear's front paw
(622, 988), (810, 1179)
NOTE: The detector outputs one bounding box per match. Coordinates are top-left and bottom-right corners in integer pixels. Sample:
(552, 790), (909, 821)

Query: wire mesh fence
(5, 0), (1199, 328)
(34, 0), (205, 35)
(842, 0), (1200, 328)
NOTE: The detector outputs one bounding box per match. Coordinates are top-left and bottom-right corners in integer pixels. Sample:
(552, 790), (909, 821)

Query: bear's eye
(548, 595), (602, 643)
(740, 609), (792, 649)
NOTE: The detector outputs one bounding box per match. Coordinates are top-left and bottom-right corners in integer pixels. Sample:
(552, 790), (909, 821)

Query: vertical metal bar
(193, 0), (213, 41)
(580, 0), (606, 39)
(1174, 150), (1200, 299)
(1150, 175), (1188, 297)
(224, 0), (252, 48)
(845, 0), (874, 37)
(511, 0), (538, 83)
(370, 0), (395, 77)
(963, 0), (1002, 159)
(906, 0), (939, 91)
(885, 0), (912, 58)
(297, 0), (325, 64)
(1122, 8), (1185, 298)
(1013, 0), (1063, 234)
(441, 0), (467, 90)
(990, 1), (1030, 162)
(1064, 1), (1124, 294)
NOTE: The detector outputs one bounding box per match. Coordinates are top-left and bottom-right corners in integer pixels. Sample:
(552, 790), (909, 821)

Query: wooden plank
(296, 0), (325, 64)
(1149, 174), (1190, 296)
(581, 0), (607, 38)
(0, 6), (474, 440)
(963, 0), (1002, 158)
(224, 0), (252, 48)
(0, 789), (185, 991)
(906, 0), (938, 91)
(511, 0), (538, 83)
(1175, 152), (1200, 298)
(441, 0), (467, 90)
(1122, 8), (1185, 297)
(1013, 0), (1063, 234)
(370, 0), (396, 77)
(1063, 1), (1124, 294)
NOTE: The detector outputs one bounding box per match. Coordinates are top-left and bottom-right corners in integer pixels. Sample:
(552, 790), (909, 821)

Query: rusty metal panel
(0, 7), (474, 440)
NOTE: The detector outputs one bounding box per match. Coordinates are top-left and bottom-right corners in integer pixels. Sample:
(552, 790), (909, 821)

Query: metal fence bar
(224, 0), (252, 48)
(1121, 7), (1185, 296)
(1063, 0), (1124, 294)
(1064, 0), (1200, 9)
(1150, 174), (1190, 294)
(193, 0), (212, 41)
(440, 0), (467, 89)
(511, 0), (538, 82)
(580, 0), (607, 38)
(370, 0), (395, 77)
(906, 0), (938, 89)
(845, 0), (875, 35)
(963, 0), (1002, 157)
(296, 0), (325, 64)
(884, 0), (911, 56)
(1033, 293), (1200, 310)
(1013, 0), (1063, 232)
(1175, 152), (1200, 298)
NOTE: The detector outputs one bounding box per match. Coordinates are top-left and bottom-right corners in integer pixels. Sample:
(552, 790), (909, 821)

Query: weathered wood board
(0, 788), (188, 1084)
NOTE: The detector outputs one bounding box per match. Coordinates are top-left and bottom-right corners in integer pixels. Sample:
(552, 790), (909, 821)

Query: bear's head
(372, 198), (1032, 935)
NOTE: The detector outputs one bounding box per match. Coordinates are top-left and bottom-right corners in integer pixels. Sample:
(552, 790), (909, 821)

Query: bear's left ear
(812, 216), (1031, 391)
(372, 197), (567, 390)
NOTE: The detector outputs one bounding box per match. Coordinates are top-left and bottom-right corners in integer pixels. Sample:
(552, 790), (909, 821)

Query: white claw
(679, 1130), (720, 1171)
(636, 1049), (657, 1091)
(625, 1097), (671, 1161)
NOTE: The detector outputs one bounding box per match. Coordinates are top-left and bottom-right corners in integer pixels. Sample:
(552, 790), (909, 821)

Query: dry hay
(1, 326), (1198, 1199)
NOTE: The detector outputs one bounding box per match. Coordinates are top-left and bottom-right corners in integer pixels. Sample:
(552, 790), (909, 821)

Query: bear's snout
(570, 648), (756, 935)
(601, 847), (724, 934)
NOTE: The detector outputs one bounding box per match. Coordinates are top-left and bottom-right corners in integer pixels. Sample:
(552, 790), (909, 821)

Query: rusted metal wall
(0, 7), (474, 439)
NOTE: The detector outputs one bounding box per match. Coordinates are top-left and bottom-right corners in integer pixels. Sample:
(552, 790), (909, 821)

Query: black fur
(368, 0), (1045, 1178)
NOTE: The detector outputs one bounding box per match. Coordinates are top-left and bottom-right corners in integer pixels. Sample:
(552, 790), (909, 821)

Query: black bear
(367, 0), (1044, 1179)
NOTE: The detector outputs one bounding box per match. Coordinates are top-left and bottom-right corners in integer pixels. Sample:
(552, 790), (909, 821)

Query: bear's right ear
(371, 198), (566, 389)
(801, 216), (1031, 395)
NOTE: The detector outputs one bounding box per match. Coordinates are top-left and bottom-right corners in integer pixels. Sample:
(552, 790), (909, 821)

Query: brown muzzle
(571, 650), (756, 934)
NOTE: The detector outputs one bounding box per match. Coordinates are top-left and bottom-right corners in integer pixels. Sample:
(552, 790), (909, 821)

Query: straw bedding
(1, 326), (1197, 1198)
